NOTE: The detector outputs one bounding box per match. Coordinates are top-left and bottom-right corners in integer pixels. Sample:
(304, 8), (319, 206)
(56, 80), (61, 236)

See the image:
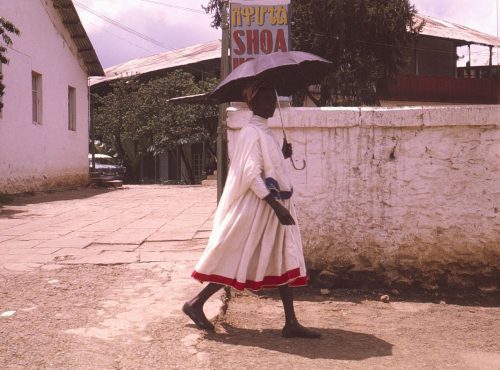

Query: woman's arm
(263, 194), (295, 225)
(250, 176), (295, 225)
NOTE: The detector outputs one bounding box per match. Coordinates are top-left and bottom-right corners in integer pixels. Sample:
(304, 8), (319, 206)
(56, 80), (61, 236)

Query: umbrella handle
(275, 89), (305, 170)
(274, 89), (287, 140)
(290, 157), (306, 170)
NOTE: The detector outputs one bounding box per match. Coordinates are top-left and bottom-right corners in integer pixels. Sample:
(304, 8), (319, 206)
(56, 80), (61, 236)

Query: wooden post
(217, 2), (230, 202)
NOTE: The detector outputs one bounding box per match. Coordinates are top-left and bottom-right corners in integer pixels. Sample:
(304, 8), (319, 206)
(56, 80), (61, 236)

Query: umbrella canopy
(210, 51), (332, 103)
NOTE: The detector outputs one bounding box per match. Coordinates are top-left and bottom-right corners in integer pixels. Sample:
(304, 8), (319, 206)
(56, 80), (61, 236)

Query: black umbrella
(211, 51), (332, 171)
(210, 51), (332, 103)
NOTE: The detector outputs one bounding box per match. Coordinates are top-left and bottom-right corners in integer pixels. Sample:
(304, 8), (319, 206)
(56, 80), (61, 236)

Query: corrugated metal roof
(89, 40), (221, 86)
(90, 13), (500, 86)
(51, 0), (104, 76)
(418, 14), (500, 48)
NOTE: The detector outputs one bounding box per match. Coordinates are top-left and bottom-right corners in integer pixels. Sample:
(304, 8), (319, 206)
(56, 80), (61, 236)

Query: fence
(388, 74), (499, 104)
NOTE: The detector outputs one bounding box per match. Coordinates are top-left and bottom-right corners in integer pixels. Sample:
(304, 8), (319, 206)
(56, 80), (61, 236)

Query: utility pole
(217, 1), (230, 202)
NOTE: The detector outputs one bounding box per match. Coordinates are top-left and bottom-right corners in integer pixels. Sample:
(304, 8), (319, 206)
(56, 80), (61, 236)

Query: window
(68, 86), (76, 131)
(0, 63), (3, 117)
(32, 71), (42, 124)
(192, 152), (203, 178)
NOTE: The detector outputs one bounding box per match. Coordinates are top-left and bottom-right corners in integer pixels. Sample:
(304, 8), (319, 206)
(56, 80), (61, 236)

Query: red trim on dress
(191, 268), (308, 291)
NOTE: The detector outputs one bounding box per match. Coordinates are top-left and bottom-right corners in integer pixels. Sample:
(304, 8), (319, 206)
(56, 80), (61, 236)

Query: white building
(0, 0), (103, 194)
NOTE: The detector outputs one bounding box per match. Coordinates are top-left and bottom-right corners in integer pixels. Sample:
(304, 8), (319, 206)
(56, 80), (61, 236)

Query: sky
(75, 0), (500, 69)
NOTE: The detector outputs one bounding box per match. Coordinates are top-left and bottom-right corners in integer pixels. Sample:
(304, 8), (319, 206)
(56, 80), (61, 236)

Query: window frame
(32, 71), (42, 125)
(68, 85), (76, 131)
(0, 63), (3, 118)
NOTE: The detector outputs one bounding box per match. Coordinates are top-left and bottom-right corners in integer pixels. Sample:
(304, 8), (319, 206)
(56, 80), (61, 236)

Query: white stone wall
(227, 105), (500, 289)
(0, 0), (90, 194)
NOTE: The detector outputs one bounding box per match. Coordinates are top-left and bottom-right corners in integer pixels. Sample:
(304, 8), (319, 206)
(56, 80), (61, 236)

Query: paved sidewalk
(0, 185), (216, 271)
(0, 185), (226, 368)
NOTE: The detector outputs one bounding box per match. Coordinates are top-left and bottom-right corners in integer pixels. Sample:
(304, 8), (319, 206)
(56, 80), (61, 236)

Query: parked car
(88, 153), (126, 180)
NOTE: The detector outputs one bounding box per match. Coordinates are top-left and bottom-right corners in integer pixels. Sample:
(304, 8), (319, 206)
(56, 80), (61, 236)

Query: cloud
(76, 0), (220, 67)
(412, 0), (498, 37)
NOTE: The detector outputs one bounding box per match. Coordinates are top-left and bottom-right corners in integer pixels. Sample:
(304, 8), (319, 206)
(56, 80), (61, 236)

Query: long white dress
(192, 114), (307, 291)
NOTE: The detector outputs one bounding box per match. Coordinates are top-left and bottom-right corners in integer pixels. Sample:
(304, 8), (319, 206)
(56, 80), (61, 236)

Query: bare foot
(182, 302), (215, 331)
(282, 323), (321, 338)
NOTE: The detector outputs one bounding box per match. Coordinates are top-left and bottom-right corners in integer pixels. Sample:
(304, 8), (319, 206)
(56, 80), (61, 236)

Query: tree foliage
(203, 0), (422, 105)
(92, 70), (217, 182)
(202, 0), (227, 28)
(292, 0), (423, 105)
(0, 17), (20, 111)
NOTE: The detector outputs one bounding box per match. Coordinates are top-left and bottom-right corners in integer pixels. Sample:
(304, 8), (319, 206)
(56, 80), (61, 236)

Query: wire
(74, 1), (218, 76)
(306, 30), (499, 57)
(74, 1), (169, 49)
(82, 17), (159, 55)
(137, 0), (205, 14)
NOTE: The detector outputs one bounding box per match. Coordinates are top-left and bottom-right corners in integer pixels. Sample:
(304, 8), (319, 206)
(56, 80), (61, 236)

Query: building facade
(0, 0), (103, 194)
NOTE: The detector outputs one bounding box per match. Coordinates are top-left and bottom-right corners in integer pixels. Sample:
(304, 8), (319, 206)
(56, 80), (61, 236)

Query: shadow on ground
(0, 208), (28, 219)
(256, 287), (500, 308)
(206, 323), (393, 361)
(0, 188), (113, 219)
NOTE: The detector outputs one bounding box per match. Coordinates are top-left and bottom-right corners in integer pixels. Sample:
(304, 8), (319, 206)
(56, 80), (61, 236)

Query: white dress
(192, 114), (307, 291)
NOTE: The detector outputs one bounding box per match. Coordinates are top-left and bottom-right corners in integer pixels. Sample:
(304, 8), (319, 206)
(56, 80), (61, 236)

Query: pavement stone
(147, 231), (196, 241)
(0, 185), (228, 367)
(0, 239), (44, 249)
(0, 219), (28, 231)
(16, 230), (72, 241)
(138, 239), (207, 252)
(0, 262), (43, 272)
(0, 247), (60, 255)
(35, 235), (96, 249)
(194, 230), (212, 239)
(61, 251), (140, 265)
(86, 243), (140, 252)
(96, 227), (155, 244)
(1, 253), (56, 264)
(126, 218), (170, 229)
(53, 247), (100, 258)
(0, 185), (217, 258)
(140, 250), (203, 262)
(0, 184), (217, 269)
(0, 235), (15, 242)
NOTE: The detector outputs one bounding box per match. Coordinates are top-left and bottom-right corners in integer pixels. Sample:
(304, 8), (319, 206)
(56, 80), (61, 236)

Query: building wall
(0, 0), (90, 194)
(400, 35), (457, 77)
(227, 105), (500, 290)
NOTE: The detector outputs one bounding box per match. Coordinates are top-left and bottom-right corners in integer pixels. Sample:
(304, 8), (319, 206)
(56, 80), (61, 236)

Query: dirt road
(212, 290), (500, 369)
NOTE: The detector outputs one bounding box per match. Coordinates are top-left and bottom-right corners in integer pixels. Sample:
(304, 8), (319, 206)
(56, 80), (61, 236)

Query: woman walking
(183, 81), (320, 339)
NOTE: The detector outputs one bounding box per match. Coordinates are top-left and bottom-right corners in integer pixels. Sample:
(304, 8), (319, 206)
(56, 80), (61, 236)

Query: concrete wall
(0, 0), (90, 194)
(227, 105), (500, 290)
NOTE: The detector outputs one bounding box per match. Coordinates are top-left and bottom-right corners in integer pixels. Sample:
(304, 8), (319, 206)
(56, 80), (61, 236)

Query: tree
(202, 0), (227, 29)
(203, 0), (423, 105)
(92, 70), (217, 183)
(292, 0), (423, 105)
(0, 17), (20, 112)
(92, 76), (143, 180)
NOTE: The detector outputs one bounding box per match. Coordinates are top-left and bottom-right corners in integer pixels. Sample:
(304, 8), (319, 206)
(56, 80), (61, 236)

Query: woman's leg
(183, 283), (224, 331)
(278, 284), (298, 326)
(278, 285), (321, 338)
